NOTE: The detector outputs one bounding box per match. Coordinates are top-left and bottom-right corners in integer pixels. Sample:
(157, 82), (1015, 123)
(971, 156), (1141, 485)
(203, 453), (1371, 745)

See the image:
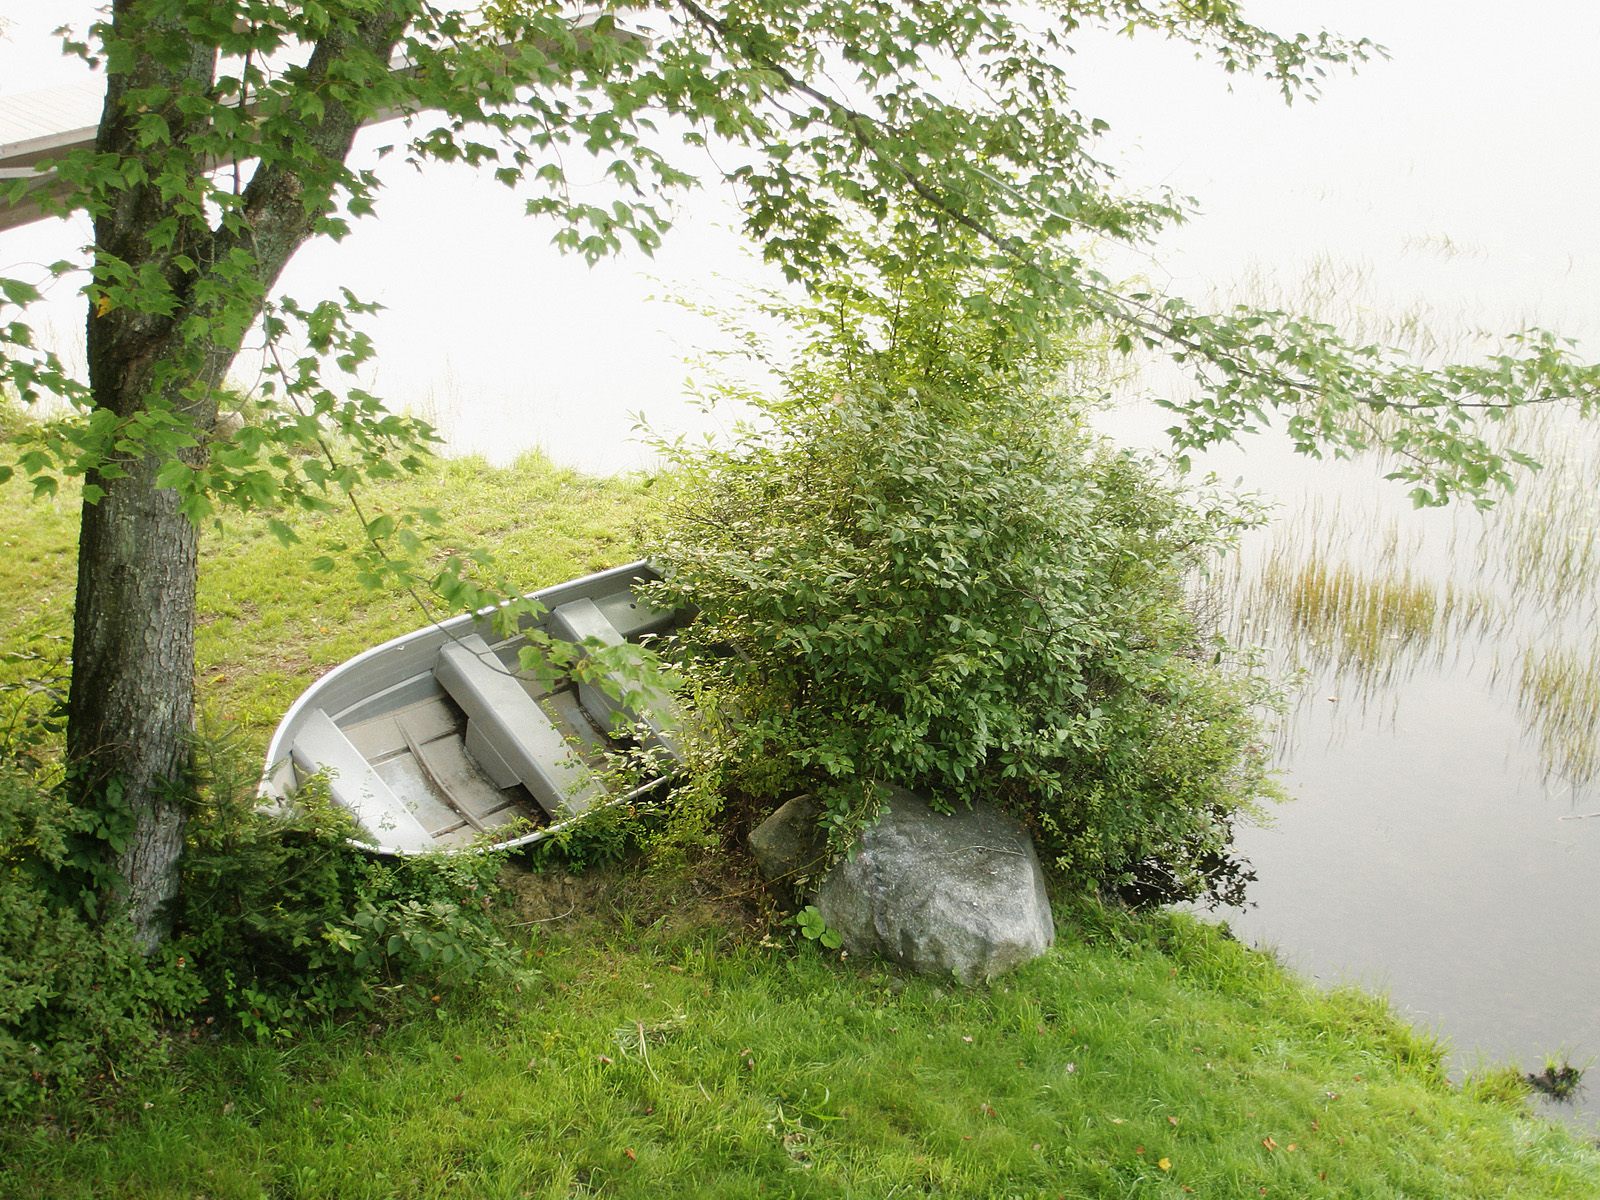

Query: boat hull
(260, 560), (673, 854)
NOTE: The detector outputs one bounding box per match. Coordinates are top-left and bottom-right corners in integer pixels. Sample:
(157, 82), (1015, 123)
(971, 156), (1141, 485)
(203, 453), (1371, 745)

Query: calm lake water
(1080, 2), (1600, 1129)
(6, 0), (1600, 1128)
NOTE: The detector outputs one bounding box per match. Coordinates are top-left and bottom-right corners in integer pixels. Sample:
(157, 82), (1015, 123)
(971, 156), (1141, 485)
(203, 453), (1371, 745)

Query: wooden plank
(0, 83), (101, 169)
(401, 720), (489, 834)
(0, 17), (647, 233)
(392, 697), (459, 743)
(476, 806), (526, 832)
(345, 697), (459, 763)
(344, 715), (406, 764)
(408, 727), (525, 824)
(433, 824), (485, 849)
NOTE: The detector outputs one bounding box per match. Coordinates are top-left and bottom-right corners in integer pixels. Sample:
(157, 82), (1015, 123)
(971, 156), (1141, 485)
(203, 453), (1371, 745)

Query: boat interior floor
(341, 682), (611, 848)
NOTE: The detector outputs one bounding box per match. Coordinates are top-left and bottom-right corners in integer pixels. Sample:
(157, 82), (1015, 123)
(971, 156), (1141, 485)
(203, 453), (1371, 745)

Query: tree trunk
(61, 3), (407, 948)
(63, 1), (222, 950)
(67, 453), (199, 949)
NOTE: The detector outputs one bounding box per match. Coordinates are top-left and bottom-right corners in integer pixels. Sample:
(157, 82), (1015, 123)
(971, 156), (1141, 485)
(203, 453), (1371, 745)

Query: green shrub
(0, 724), (535, 1114)
(649, 262), (1280, 905)
(175, 736), (528, 1038)
(0, 770), (194, 1116)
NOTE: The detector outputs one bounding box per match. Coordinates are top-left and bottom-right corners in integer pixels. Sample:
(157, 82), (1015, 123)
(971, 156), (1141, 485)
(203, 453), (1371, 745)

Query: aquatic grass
(1514, 640), (1600, 784)
(1400, 233), (1490, 261)
(1262, 553), (1441, 676)
(1215, 255), (1495, 368)
(1201, 492), (1498, 701)
(1463, 403), (1600, 623)
(1187, 251), (1600, 781)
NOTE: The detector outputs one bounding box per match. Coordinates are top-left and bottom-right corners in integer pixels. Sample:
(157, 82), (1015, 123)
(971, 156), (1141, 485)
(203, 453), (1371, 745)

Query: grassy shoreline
(2, 457), (1596, 1198)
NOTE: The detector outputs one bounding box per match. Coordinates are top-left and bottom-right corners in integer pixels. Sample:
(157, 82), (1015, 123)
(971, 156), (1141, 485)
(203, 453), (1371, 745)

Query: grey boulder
(747, 792), (830, 904)
(752, 786), (1055, 984)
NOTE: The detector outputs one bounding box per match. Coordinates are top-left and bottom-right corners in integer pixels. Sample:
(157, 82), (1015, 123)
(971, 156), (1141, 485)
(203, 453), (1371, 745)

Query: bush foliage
(650, 265), (1281, 905)
(175, 740), (525, 1041)
(0, 733), (528, 1115)
(0, 770), (194, 1115)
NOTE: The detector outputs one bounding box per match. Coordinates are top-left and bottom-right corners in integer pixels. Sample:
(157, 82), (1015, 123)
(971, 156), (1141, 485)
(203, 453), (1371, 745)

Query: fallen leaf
(1167, 1116), (1180, 1126)
(1262, 1136), (1278, 1151)
(623, 1148), (636, 1161)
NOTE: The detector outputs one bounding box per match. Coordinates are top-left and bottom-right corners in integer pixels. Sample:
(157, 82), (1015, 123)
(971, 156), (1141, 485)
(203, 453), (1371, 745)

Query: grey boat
(259, 560), (680, 855)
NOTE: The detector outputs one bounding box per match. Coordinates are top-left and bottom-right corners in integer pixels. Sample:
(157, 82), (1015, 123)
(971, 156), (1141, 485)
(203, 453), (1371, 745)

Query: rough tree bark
(68, 1), (404, 948)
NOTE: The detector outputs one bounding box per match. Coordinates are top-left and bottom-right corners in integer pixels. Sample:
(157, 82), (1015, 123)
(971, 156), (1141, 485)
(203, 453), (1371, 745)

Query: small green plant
(1460, 1065), (1533, 1108)
(1525, 1057), (1585, 1102)
(0, 642), (68, 771)
(0, 768), (199, 1115)
(791, 905), (843, 950)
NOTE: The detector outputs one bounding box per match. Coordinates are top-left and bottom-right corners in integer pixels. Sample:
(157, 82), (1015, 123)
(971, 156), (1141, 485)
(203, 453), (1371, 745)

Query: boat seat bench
(549, 597), (683, 763)
(291, 709), (436, 853)
(433, 634), (603, 819)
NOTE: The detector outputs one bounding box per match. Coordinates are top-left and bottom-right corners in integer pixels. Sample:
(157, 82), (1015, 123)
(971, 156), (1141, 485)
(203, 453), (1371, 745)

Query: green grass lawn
(0, 453), (662, 752)
(1, 458), (1597, 1198)
(6, 880), (1595, 1200)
